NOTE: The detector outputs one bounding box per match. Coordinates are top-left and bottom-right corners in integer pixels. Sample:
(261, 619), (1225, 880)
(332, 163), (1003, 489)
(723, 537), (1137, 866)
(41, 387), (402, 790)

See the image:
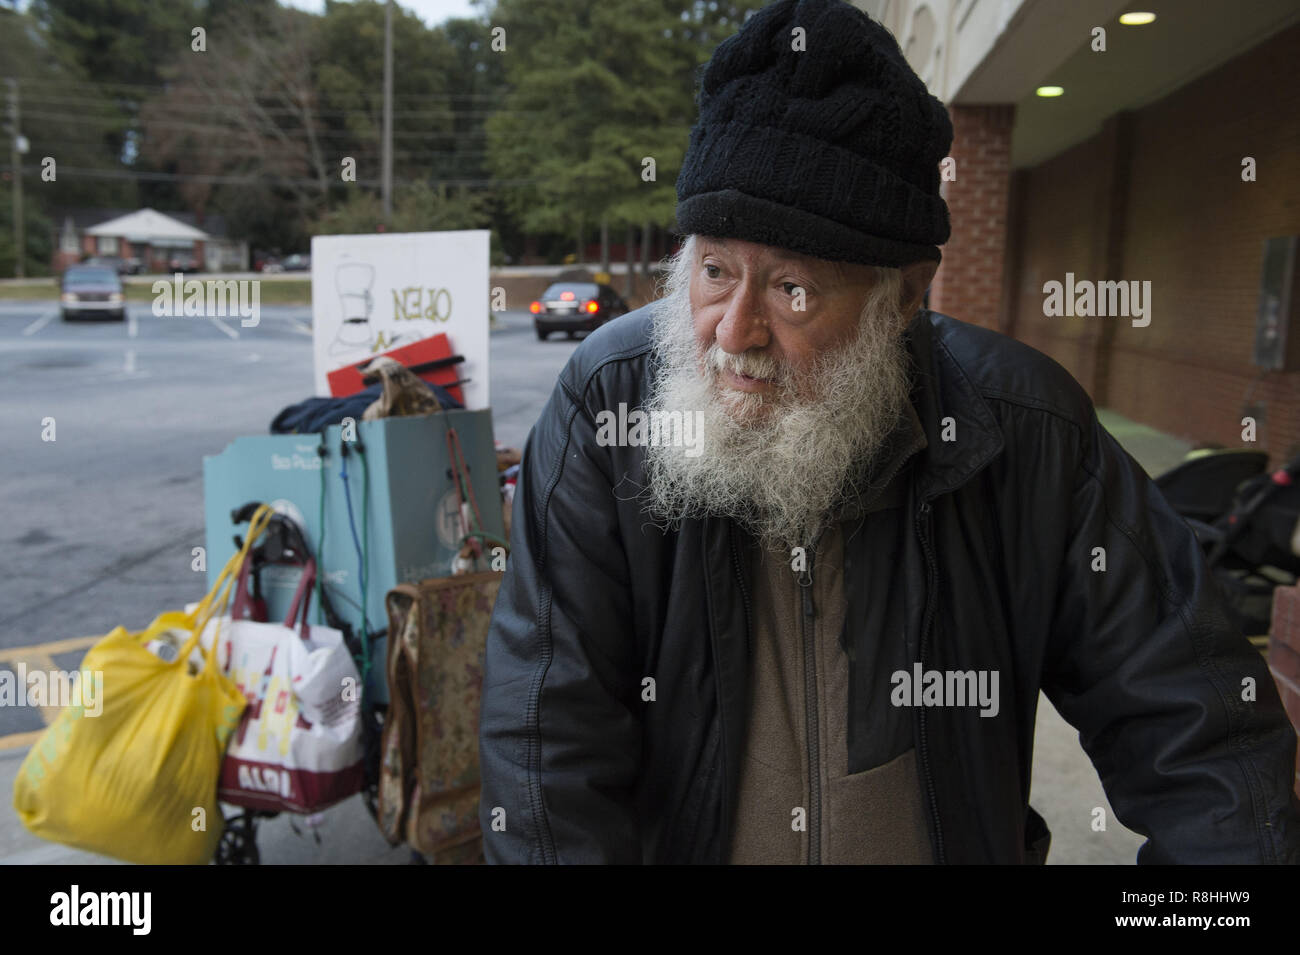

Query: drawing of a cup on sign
(330, 262), (375, 357)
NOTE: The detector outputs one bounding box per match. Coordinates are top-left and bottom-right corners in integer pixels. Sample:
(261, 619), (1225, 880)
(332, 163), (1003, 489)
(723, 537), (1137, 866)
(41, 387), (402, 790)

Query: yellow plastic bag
(13, 506), (274, 864)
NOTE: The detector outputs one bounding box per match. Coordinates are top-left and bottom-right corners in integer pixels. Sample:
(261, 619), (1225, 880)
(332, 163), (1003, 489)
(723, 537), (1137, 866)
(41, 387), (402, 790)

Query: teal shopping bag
(202, 410), (505, 703)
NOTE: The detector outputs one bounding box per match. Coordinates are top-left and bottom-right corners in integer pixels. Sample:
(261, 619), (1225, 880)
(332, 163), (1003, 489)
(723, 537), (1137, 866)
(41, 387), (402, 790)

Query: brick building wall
(1007, 22), (1300, 465)
(929, 104), (1015, 332)
(1007, 133), (1111, 392)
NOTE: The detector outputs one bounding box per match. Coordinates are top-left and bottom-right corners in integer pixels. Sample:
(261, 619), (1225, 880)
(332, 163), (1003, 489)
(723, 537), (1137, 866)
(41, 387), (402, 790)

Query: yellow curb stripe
(0, 635), (101, 663)
(8, 652), (64, 726)
(0, 638), (105, 751)
(0, 730), (46, 751)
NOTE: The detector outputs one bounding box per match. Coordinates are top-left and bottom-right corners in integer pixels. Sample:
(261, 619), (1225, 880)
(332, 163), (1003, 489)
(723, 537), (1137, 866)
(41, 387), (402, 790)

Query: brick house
(52, 207), (249, 273)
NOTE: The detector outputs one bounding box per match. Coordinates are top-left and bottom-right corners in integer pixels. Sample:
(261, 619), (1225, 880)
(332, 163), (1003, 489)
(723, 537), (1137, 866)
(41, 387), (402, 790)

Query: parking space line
(289, 320), (313, 337)
(209, 316), (239, 340)
(21, 312), (55, 337)
(128, 313), (138, 338)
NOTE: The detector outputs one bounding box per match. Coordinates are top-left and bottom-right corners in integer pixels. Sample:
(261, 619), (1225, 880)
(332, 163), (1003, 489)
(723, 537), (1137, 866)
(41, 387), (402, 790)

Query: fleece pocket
(823, 747), (934, 864)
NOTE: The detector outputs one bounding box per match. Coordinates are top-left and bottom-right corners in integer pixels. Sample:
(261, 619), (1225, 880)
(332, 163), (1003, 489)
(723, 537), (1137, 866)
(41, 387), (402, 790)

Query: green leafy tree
(310, 180), (502, 263)
(314, 0), (456, 184)
(311, 180), (485, 232)
(29, 0), (207, 90)
(135, 1), (507, 254)
(440, 16), (510, 183)
(0, 4), (136, 213)
(28, 0), (206, 205)
(0, 185), (54, 277)
(485, 0), (764, 267)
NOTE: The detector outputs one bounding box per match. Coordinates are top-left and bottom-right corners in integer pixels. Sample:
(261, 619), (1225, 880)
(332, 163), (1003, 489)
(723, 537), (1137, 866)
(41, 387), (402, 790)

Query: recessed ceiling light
(1119, 12), (1157, 25)
(1036, 86), (1064, 97)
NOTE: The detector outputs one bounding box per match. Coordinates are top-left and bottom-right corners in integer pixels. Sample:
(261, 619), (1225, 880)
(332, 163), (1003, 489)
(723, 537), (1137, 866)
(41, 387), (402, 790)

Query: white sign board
(310, 230), (490, 410)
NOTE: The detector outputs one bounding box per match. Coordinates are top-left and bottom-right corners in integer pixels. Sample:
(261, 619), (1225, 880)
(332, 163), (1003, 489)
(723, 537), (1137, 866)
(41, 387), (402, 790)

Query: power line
(7, 75), (511, 103)
(20, 110), (497, 140)
(18, 163), (543, 188)
(17, 138), (499, 159)
(22, 92), (517, 120)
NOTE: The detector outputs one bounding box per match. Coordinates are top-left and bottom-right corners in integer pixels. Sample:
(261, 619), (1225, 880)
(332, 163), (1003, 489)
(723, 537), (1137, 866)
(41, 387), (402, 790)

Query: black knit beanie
(674, 0), (953, 267)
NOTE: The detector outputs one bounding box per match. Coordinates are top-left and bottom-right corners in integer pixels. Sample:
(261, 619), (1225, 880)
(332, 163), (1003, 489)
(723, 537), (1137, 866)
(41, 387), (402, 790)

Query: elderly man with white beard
(641, 232), (922, 557)
(478, 0), (1300, 865)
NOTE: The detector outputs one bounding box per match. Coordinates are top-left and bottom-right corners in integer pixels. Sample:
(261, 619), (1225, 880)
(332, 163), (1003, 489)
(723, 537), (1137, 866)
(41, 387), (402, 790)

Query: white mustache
(710, 344), (783, 383)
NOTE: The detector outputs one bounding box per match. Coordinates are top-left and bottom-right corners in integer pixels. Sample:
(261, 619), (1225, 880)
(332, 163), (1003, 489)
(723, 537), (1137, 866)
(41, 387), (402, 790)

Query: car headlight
(109, 292), (124, 303)
(61, 292), (78, 304)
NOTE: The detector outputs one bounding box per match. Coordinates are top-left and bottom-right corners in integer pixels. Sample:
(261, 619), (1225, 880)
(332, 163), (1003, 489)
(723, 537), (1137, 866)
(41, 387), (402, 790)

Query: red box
(326, 333), (463, 406)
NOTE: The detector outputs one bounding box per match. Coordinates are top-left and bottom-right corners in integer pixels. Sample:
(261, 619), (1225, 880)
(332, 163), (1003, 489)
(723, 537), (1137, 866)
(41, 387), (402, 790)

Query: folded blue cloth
(270, 380), (463, 434)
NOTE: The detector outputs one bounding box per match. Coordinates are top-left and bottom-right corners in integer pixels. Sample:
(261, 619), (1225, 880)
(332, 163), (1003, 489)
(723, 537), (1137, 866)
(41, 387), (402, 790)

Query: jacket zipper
(716, 523), (753, 864)
(799, 529), (823, 865)
(730, 529), (753, 659)
(915, 499), (946, 863)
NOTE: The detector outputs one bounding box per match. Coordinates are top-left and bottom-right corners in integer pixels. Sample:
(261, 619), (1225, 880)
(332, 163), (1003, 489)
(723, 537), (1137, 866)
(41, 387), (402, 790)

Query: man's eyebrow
(696, 240), (840, 281)
(778, 252), (841, 282)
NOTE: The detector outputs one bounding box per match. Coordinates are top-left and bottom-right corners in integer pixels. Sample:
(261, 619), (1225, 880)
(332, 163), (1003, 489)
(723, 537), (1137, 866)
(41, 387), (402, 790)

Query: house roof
(84, 207), (210, 242)
(53, 207), (232, 239)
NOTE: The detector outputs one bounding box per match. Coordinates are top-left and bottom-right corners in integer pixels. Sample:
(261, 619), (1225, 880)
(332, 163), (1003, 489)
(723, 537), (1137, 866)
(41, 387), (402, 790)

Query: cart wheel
(361, 781), (381, 823)
(214, 811), (261, 865)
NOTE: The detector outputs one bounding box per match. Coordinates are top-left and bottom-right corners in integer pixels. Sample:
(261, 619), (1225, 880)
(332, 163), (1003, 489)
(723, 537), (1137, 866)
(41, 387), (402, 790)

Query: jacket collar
(834, 397), (927, 522)
(903, 309), (1005, 501)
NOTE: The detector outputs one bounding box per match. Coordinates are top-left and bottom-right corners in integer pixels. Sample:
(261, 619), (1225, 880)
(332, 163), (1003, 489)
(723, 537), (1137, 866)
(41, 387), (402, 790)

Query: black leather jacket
(479, 305), (1300, 864)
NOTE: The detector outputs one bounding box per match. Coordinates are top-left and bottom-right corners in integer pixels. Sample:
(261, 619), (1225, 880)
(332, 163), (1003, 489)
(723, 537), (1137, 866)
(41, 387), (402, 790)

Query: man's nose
(713, 283), (770, 355)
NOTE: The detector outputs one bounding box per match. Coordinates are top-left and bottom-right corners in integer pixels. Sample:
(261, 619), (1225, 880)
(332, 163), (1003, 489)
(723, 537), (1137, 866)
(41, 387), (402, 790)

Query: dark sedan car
(167, 253), (199, 273)
(61, 265), (126, 321)
(530, 282), (629, 340)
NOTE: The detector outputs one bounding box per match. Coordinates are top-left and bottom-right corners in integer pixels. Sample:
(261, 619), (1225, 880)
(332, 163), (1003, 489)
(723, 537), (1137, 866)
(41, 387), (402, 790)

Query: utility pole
(625, 223), (634, 299)
(600, 214), (609, 276)
(7, 78), (24, 278)
(381, 0), (393, 223)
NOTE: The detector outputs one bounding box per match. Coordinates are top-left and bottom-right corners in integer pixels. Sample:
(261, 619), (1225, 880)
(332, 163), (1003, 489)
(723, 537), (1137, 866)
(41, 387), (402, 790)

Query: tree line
(0, 0), (766, 274)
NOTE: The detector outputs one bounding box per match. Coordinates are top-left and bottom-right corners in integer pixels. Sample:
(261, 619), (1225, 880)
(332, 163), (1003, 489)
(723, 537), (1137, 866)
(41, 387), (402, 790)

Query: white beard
(639, 237), (914, 553)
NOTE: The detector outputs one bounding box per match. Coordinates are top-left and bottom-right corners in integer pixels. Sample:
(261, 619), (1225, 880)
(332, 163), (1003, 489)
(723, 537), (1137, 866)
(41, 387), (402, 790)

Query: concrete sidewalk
(0, 407), (1187, 865)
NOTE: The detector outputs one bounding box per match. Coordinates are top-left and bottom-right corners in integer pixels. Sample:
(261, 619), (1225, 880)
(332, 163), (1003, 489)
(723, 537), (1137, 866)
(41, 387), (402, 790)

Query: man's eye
(782, 282), (801, 296)
(704, 264), (720, 279)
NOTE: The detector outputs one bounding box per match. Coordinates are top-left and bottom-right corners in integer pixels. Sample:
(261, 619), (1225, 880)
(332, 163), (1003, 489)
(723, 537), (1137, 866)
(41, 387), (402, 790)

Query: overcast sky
(281, 0), (486, 27)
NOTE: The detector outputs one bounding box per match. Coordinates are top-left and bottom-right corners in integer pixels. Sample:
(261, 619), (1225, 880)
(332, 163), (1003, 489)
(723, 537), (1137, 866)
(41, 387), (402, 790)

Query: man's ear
(898, 260), (939, 317)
